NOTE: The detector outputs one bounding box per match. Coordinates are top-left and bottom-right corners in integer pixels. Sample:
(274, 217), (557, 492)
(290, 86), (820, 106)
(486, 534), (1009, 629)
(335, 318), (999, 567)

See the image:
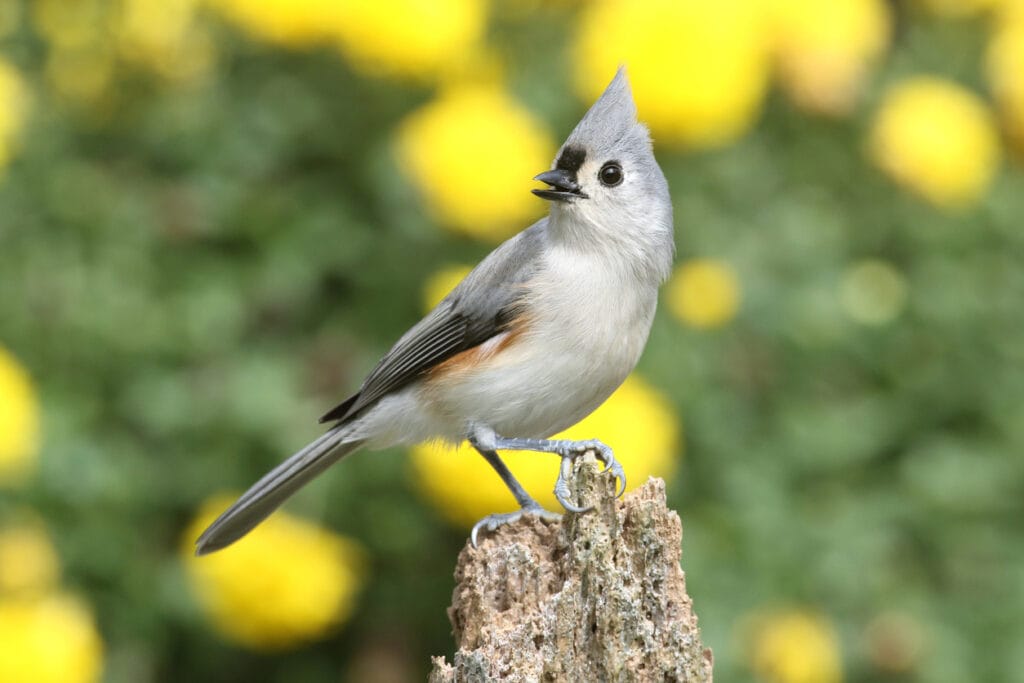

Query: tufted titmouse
(195, 67), (674, 554)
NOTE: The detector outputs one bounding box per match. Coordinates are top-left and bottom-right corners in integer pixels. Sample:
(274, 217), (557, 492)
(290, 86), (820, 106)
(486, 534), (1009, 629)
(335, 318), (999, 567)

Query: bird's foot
(551, 439), (627, 512)
(467, 427), (627, 522)
(470, 503), (562, 547)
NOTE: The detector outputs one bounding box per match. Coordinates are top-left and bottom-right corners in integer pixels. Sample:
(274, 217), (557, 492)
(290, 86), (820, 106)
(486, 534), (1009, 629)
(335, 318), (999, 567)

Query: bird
(195, 67), (674, 555)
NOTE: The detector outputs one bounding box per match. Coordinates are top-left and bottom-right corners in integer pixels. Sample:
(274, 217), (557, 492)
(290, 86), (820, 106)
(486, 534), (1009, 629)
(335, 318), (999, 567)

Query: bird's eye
(599, 162), (623, 187)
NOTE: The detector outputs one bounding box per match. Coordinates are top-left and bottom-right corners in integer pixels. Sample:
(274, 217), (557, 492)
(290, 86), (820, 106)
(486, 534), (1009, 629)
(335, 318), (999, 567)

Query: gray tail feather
(194, 426), (364, 555)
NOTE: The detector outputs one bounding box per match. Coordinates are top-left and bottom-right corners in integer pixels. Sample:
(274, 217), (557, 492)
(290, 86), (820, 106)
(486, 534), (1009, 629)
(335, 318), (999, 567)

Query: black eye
(599, 162), (623, 187)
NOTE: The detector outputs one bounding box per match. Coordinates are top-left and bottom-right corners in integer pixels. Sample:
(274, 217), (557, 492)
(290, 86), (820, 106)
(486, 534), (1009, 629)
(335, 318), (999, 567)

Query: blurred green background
(2, 0), (1024, 682)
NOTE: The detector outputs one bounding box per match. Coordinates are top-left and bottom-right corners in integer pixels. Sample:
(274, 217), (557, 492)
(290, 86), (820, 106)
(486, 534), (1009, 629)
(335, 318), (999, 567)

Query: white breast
(414, 241), (658, 442)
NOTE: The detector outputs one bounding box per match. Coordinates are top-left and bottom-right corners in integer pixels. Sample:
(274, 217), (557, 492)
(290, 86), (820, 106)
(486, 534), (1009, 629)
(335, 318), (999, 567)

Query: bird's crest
(563, 66), (641, 154)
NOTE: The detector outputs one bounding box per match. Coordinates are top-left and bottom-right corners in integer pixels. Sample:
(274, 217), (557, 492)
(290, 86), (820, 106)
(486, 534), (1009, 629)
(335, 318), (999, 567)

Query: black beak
(532, 169), (587, 202)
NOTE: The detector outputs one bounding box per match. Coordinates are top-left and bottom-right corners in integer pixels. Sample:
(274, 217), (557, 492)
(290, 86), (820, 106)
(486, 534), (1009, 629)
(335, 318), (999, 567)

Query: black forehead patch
(555, 145), (586, 173)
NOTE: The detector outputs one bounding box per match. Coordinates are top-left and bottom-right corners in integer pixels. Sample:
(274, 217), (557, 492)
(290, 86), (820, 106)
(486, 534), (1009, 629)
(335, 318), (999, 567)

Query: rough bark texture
(429, 456), (713, 683)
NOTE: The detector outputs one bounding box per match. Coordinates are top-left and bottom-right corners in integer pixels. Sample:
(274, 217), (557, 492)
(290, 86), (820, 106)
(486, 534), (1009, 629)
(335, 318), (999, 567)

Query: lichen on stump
(429, 456), (713, 682)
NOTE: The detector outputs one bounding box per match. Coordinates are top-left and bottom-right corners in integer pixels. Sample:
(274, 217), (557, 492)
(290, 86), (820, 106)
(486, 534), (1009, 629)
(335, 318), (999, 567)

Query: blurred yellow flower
(116, 0), (214, 82)
(31, 0), (108, 49)
(422, 264), (473, 312)
(205, 0), (345, 48)
(667, 259), (741, 329)
(410, 374), (680, 528)
(183, 497), (366, 650)
(573, 0), (770, 148)
(748, 610), (843, 683)
(987, 6), (1024, 153)
(31, 0), (113, 106)
(396, 84), (554, 241)
(840, 259), (908, 325)
(207, 0), (487, 81)
(331, 0), (488, 81)
(36, 0), (210, 104)
(766, 0), (891, 115)
(0, 594), (104, 683)
(0, 346), (41, 485)
(0, 523), (61, 596)
(868, 77), (1001, 209)
(0, 60), (28, 171)
(44, 45), (116, 107)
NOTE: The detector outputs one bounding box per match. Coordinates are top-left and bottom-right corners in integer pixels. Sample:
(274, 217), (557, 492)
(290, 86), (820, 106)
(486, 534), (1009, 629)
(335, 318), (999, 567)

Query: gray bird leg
(468, 446), (561, 547)
(467, 424), (627, 545)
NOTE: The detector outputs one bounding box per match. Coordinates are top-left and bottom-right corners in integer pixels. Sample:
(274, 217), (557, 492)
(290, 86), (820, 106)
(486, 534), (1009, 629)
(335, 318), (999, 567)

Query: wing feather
(319, 219), (548, 424)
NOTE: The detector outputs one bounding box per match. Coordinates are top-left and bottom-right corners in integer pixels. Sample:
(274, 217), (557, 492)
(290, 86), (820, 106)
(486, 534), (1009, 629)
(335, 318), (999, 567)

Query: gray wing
(318, 219), (549, 423)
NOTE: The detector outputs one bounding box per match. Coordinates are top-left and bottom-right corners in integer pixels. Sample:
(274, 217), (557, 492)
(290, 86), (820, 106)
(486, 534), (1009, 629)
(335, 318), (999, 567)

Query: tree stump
(429, 456), (713, 682)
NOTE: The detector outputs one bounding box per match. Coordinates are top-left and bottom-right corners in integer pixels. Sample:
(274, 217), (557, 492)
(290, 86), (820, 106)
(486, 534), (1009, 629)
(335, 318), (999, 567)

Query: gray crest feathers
(564, 66), (642, 153)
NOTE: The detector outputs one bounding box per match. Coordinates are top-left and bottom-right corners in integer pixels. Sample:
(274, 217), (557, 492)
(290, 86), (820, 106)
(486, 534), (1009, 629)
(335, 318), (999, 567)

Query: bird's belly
(422, 270), (656, 440)
(421, 342), (625, 440)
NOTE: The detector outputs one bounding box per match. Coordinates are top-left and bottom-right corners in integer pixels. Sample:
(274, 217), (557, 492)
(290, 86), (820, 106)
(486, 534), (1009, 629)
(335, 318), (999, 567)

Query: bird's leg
(493, 436), (627, 511)
(468, 424), (627, 529)
(467, 444), (561, 547)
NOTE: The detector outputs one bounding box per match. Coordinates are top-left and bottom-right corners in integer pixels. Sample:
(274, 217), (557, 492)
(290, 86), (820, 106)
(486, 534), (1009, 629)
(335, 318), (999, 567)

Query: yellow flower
(0, 523), (61, 596)
(32, 0), (109, 102)
(573, 0), (770, 148)
(331, 0), (489, 81)
(395, 84), (554, 241)
(0, 60), (29, 172)
(0, 346), (41, 485)
(667, 259), (741, 329)
(205, 0), (346, 48)
(748, 610), (843, 683)
(44, 45), (116, 107)
(868, 77), (1001, 209)
(115, 0), (214, 82)
(422, 264), (473, 312)
(207, 0), (487, 81)
(987, 6), (1024, 153)
(410, 374), (680, 528)
(839, 260), (908, 325)
(766, 0), (891, 115)
(0, 594), (104, 683)
(31, 0), (108, 49)
(183, 497), (366, 650)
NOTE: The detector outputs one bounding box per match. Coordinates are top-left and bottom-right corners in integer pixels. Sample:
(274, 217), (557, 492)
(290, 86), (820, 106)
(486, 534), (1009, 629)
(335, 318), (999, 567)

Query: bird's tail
(194, 426), (364, 555)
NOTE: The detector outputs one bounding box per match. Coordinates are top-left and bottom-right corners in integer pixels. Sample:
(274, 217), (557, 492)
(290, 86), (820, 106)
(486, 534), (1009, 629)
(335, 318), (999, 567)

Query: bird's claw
(551, 440), (627, 512)
(470, 504), (562, 547)
(592, 443), (627, 497)
(554, 455), (591, 513)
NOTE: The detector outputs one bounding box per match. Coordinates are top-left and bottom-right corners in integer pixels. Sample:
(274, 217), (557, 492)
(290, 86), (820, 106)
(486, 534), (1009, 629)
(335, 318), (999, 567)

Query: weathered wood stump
(430, 456), (713, 682)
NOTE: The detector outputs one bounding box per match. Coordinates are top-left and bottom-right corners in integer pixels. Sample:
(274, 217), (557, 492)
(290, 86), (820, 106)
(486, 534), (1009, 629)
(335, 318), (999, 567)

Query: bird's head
(533, 67), (674, 277)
